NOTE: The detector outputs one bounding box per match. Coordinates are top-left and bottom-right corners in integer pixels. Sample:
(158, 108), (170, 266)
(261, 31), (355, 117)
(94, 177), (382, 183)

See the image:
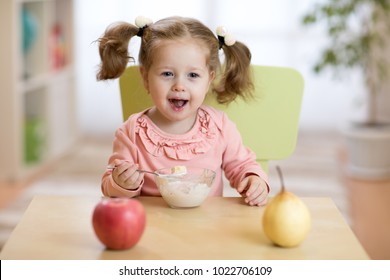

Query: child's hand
(237, 175), (268, 206)
(111, 160), (144, 190)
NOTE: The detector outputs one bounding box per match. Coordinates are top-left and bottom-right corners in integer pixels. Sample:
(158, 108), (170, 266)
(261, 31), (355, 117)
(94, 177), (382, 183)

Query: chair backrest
(119, 65), (304, 172)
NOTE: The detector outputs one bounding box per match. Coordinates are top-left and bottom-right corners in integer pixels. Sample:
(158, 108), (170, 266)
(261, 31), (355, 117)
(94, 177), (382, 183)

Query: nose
(172, 77), (185, 92)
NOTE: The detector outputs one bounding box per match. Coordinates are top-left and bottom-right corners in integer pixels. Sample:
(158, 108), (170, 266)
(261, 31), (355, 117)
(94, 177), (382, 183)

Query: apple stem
(276, 165), (285, 192)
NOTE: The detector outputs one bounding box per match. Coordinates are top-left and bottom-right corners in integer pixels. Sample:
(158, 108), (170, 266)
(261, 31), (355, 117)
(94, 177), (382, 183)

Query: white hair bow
(216, 26), (236, 47)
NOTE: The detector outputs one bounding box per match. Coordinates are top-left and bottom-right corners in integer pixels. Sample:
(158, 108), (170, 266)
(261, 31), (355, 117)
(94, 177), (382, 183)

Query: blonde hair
(96, 16), (253, 104)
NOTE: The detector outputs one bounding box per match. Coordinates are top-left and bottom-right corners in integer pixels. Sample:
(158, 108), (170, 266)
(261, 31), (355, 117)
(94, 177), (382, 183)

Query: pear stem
(276, 165), (285, 192)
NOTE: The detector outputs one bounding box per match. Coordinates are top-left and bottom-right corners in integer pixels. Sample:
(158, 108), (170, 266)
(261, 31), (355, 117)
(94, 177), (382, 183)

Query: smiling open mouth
(169, 99), (188, 109)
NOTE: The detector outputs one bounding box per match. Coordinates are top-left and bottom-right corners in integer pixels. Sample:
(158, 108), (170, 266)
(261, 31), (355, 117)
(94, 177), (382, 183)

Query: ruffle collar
(135, 107), (218, 160)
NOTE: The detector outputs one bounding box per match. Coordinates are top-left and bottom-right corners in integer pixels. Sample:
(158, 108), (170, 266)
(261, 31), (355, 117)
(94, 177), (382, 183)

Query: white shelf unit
(0, 0), (78, 183)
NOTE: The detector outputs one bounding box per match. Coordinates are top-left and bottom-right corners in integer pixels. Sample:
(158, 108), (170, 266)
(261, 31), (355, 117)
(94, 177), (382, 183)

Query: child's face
(141, 38), (215, 125)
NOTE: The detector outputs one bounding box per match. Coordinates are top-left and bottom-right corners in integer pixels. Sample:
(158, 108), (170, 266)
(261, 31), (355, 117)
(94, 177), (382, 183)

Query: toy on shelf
(50, 23), (67, 70)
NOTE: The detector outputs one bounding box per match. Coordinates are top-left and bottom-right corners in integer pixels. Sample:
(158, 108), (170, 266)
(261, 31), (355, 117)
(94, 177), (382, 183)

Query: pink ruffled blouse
(101, 105), (268, 198)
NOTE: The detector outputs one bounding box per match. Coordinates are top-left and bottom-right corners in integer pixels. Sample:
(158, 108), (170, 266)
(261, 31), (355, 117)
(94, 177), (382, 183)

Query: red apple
(92, 197), (146, 250)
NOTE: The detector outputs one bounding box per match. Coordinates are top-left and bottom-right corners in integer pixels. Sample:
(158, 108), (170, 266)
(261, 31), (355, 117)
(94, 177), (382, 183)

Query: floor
(0, 130), (389, 259)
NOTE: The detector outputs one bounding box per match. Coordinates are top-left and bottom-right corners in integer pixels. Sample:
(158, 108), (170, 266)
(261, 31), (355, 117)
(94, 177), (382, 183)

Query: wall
(74, 0), (366, 137)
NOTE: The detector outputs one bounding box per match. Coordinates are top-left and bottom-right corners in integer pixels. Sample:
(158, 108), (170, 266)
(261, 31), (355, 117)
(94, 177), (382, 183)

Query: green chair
(119, 65), (304, 173)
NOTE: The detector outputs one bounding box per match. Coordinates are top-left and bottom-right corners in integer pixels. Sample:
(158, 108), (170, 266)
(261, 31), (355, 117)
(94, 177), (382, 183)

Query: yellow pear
(262, 166), (311, 247)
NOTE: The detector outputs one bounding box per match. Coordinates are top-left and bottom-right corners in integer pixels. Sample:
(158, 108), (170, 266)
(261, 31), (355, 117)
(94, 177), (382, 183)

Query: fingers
(246, 186), (268, 206)
(114, 161), (135, 177)
(124, 169), (144, 188)
(112, 161), (143, 190)
(239, 176), (268, 206)
(116, 163), (137, 182)
(237, 176), (250, 194)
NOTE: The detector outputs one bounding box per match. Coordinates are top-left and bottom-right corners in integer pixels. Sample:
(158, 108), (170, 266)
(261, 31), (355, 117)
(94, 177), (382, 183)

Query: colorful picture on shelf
(50, 23), (67, 70)
(22, 7), (38, 55)
(24, 118), (46, 164)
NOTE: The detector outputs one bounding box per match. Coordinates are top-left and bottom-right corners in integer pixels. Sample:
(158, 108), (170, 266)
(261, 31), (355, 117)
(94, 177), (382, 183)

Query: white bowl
(154, 167), (216, 208)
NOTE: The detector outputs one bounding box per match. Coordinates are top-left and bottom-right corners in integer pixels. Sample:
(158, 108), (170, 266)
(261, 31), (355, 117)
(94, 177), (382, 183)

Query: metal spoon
(106, 165), (185, 177)
(107, 165), (159, 176)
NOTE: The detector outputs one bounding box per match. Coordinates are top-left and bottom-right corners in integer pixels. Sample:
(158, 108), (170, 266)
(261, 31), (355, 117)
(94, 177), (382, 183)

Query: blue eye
(189, 72), (200, 78)
(161, 71), (173, 77)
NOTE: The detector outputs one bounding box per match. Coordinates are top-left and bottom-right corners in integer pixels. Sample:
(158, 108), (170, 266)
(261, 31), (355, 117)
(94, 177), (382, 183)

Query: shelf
(17, 72), (49, 93)
(18, 65), (73, 94)
(0, 0), (77, 182)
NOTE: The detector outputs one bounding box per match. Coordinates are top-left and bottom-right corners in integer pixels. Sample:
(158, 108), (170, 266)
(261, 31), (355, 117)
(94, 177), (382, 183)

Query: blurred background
(75, 0), (368, 135)
(1, 0), (389, 259)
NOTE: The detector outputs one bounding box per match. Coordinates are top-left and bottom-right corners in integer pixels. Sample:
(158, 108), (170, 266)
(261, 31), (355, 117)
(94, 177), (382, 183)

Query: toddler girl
(97, 16), (269, 206)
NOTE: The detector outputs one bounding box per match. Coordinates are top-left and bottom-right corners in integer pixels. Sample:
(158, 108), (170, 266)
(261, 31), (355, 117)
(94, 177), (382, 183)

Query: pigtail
(212, 26), (253, 104)
(96, 22), (139, 80)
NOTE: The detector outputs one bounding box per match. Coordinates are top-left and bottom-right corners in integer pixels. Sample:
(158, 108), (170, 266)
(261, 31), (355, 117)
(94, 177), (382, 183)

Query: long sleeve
(101, 115), (142, 198)
(219, 112), (269, 190)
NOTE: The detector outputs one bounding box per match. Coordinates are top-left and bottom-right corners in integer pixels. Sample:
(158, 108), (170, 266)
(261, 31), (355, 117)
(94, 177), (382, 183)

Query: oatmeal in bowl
(154, 166), (216, 208)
